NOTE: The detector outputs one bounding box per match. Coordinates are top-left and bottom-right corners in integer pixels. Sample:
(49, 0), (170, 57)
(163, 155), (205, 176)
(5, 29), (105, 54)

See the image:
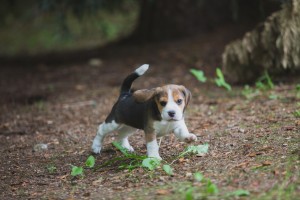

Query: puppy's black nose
(168, 111), (176, 118)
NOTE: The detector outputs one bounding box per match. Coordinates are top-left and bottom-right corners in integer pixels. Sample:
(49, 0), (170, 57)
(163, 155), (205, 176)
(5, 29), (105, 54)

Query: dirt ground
(0, 28), (299, 199)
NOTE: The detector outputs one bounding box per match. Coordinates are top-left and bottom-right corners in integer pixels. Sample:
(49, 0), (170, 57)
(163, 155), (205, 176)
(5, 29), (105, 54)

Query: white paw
(92, 140), (102, 154)
(92, 145), (101, 154)
(184, 133), (197, 143)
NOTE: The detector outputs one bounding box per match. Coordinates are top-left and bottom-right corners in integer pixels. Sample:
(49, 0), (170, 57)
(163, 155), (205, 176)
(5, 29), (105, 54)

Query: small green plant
(190, 68), (231, 91)
(296, 84), (300, 98)
(194, 172), (204, 182)
(242, 85), (260, 99)
(182, 172), (219, 199)
(142, 158), (161, 170)
(206, 179), (219, 194)
(255, 71), (274, 91)
(71, 166), (84, 177)
(85, 155), (95, 168)
(46, 164), (57, 174)
(294, 110), (300, 118)
(178, 144), (209, 158)
(226, 189), (250, 197)
(268, 93), (279, 100)
(185, 187), (194, 200)
(163, 164), (174, 175)
(70, 155), (96, 177)
(168, 144), (209, 165)
(241, 71), (276, 100)
(190, 69), (207, 83)
(215, 68), (232, 91)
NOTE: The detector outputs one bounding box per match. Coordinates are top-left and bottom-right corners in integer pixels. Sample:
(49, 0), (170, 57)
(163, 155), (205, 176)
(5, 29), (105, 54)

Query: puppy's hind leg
(117, 126), (137, 152)
(92, 120), (120, 154)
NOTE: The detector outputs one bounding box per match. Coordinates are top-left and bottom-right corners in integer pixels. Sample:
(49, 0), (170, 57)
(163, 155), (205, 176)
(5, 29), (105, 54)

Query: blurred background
(0, 0), (299, 84)
(0, 0), (280, 55)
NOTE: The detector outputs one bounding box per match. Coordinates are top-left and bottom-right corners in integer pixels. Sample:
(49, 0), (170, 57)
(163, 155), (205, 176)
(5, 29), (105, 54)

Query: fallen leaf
(248, 152), (257, 157)
(236, 162), (249, 168)
(156, 189), (170, 195)
(57, 174), (68, 180)
(92, 178), (103, 186)
(273, 169), (280, 175)
(259, 146), (272, 151)
(248, 152), (262, 157)
(262, 161), (272, 166)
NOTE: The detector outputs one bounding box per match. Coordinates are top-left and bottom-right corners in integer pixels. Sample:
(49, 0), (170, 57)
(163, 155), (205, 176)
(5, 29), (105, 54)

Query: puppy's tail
(120, 64), (149, 94)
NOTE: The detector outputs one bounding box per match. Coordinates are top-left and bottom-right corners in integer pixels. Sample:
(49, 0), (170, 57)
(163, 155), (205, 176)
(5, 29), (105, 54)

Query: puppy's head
(133, 85), (191, 121)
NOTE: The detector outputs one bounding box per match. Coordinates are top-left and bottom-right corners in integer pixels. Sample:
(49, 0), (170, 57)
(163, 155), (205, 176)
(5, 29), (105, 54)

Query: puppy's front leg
(174, 120), (197, 143)
(145, 132), (162, 160)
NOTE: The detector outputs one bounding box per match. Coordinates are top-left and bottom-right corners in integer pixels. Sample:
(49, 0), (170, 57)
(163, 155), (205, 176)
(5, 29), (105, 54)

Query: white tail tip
(135, 64), (149, 76)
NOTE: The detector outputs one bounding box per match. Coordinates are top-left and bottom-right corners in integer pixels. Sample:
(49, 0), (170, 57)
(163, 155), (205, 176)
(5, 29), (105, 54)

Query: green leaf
(71, 166), (83, 177)
(190, 69), (207, 83)
(296, 84), (300, 91)
(294, 110), (300, 118)
(187, 144), (209, 154)
(185, 187), (194, 200)
(163, 164), (174, 175)
(194, 172), (204, 182)
(242, 85), (260, 99)
(112, 141), (129, 157)
(216, 68), (224, 79)
(206, 182), (218, 194)
(142, 158), (161, 170)
(265, 71), (274, 89)
(226, 189), (250, 197)
(255, 71), (274, 91)
(268, 94), (278, 100)
(85, 155), (95, 168)
(214, 68), (231, 91)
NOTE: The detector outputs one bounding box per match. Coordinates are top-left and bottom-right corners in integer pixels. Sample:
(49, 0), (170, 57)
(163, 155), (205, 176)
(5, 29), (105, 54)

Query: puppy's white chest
(153, 120), (180, 137)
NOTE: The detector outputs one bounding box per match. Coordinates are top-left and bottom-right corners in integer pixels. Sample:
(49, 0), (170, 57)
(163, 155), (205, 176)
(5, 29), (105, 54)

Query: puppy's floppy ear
(178, 85), (191, 107)
(133, 87), (162, 103)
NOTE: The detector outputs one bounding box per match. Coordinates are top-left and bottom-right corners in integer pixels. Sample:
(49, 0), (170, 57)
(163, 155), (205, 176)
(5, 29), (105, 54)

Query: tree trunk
(222, 0), (300, 83)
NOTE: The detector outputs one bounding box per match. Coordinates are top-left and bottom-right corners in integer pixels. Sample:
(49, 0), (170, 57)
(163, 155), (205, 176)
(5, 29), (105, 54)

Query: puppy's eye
(176, 99), (183, 105)
(160, 101), (167, 107)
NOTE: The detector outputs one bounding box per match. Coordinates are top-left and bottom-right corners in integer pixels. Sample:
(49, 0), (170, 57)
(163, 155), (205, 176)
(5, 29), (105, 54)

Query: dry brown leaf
(262, 161), (272, 166)
(156, 189), (170, 195)
(248, 152), (257, 157)
(92, 178), (103, 186)
(57, 174), (68, 180)
(259, 146), (272, 151)
(273, 169), (280, 175)
(236, 162), (249, 168)
(248, 152), (262, 157)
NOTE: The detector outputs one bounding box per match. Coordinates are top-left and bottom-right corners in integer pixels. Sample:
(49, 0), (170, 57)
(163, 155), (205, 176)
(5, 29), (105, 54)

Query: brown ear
(133, 88), (161, 103)
(178, 85), (191, 107)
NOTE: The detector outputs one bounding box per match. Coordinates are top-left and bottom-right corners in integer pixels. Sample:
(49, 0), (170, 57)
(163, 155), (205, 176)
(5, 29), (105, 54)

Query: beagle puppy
(92, 64), (197, 159)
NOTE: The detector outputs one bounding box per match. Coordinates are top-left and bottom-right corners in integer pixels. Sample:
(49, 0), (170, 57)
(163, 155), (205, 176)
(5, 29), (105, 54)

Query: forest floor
(0, 28), (299, 200)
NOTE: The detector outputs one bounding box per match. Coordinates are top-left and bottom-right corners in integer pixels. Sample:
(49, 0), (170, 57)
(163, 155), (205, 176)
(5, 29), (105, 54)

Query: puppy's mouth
(167, 118), (181, 122)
